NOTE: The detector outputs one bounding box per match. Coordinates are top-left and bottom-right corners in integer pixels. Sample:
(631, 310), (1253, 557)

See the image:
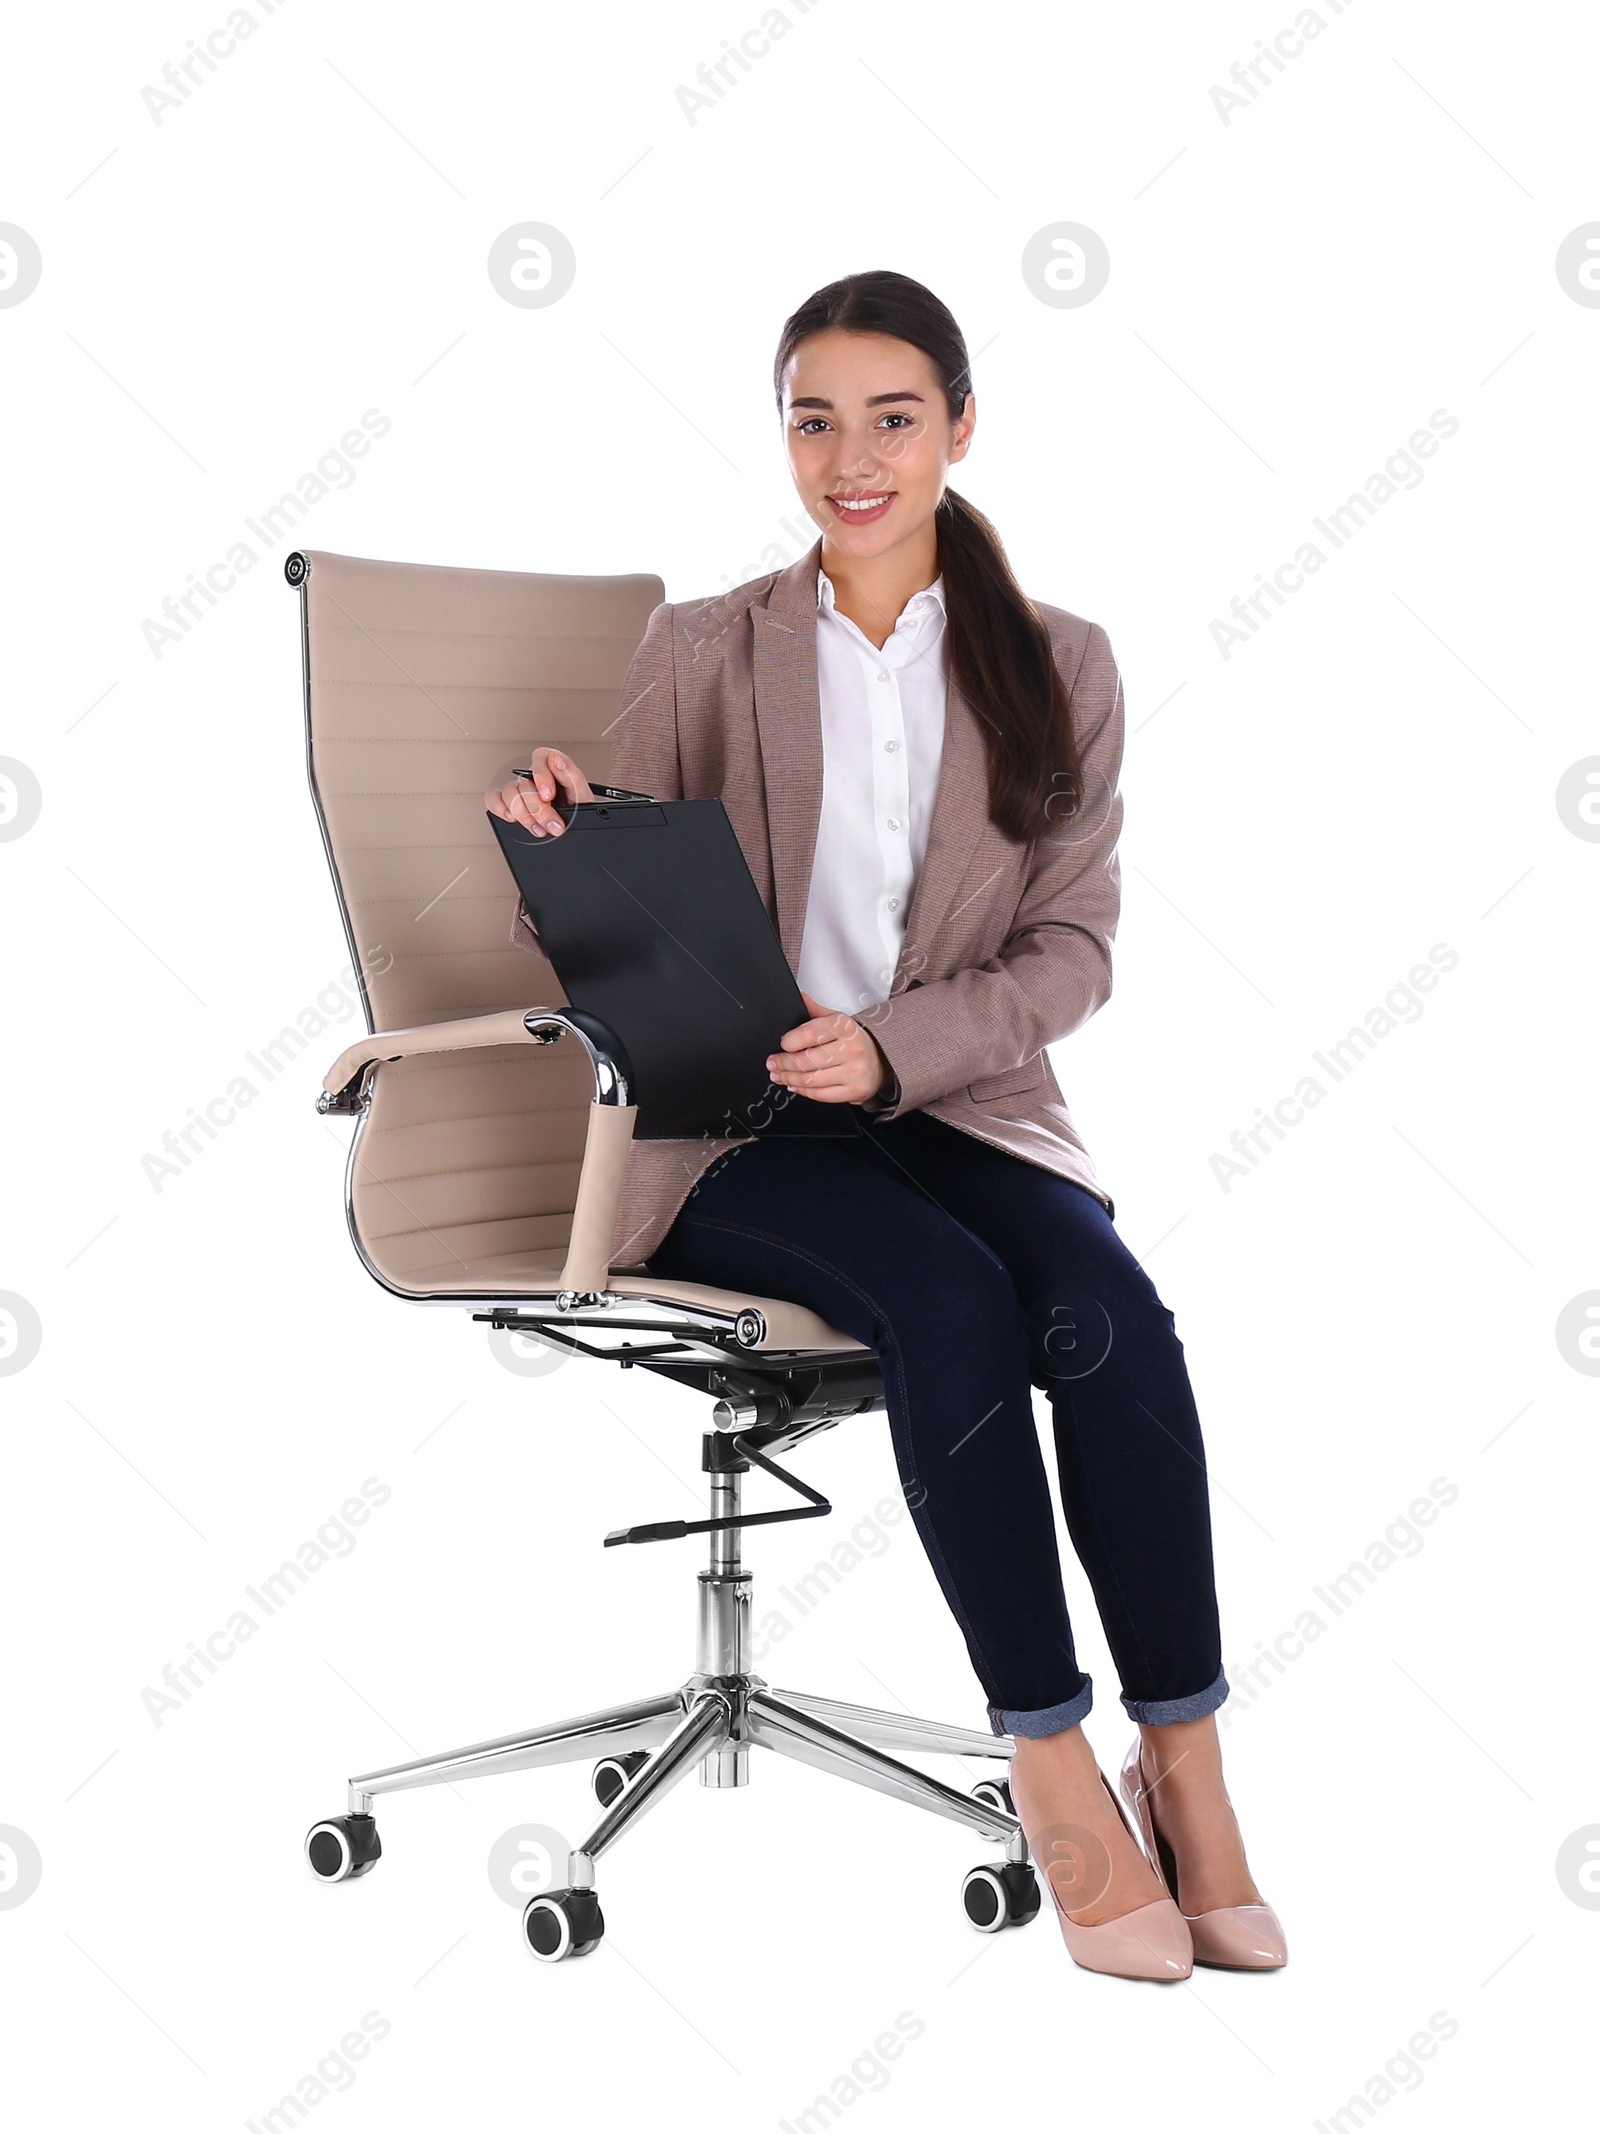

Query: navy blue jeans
(646, 1108), (1228, 1738)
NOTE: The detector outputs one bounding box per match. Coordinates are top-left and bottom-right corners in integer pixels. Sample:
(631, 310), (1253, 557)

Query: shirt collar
(817, 568), (947, 630)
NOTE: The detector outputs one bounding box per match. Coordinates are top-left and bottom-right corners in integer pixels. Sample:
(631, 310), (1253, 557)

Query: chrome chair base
(306, 1457), (1040, 1959)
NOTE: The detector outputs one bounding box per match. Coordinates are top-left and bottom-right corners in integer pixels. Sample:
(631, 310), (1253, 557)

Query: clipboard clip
(511, 772), (657, 805)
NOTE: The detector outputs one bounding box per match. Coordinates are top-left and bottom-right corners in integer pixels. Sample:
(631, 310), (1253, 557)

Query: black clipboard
(489, 794), (865, 1144)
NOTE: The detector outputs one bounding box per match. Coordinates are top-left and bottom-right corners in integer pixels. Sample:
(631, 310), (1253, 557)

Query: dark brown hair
(773, 269), (1083, 842)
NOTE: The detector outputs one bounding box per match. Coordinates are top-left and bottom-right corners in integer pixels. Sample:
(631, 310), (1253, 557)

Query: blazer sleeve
(860, 622), (1125, 1118)
(508, 599), (683, 953)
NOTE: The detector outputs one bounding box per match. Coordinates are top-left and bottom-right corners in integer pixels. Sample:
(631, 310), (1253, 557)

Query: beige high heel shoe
(1119, 1737), (1288, 1970)
(1036, 1772), (1194, 1982)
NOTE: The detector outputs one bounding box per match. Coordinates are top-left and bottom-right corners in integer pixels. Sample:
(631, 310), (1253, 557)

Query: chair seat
(393, 1246), (870, 1354)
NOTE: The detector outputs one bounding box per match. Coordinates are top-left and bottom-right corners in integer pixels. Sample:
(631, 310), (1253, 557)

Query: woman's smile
(826, 488), (897, 524)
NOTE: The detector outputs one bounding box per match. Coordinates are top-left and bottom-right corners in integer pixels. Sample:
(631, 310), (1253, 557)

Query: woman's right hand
(484, 748), (595, 838)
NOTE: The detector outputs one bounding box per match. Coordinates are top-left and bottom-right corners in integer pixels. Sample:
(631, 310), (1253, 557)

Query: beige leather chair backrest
(292, 548), (662, 1294)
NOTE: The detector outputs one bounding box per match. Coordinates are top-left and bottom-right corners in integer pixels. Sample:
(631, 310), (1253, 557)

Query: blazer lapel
(751, 537), (994, 985)
(751, 546), (825, 968)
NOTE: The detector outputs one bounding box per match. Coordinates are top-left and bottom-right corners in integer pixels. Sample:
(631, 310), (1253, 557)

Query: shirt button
(887, 896), (900, 910)
(887, 816), (902, 831)
(877, 670), (890, 683)
(884, 739), (898, 752)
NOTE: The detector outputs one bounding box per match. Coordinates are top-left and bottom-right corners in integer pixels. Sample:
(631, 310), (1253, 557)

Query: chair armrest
(318, 1005), (638, 1297)
(319, 1006), (634, 1112)
(559, 1100), (638, 1297)
(319, 1008), (553, 1112)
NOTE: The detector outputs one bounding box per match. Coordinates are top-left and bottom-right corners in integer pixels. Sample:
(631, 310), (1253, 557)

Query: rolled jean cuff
(988, 1674), (1093, 1739)
(1120, 1666), (1230, 1727)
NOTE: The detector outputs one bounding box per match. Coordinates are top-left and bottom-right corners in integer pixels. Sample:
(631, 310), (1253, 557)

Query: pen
(510, 772), (655, 802)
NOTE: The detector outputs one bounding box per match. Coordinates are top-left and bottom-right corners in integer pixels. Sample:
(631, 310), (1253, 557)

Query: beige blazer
(509, 538), (1126, 1271)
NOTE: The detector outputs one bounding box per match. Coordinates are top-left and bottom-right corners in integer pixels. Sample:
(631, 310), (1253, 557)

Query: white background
(2, 0), (1595, 2125)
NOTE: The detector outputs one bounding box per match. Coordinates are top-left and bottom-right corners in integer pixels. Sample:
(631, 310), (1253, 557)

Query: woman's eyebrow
(787, 391), (927, 410)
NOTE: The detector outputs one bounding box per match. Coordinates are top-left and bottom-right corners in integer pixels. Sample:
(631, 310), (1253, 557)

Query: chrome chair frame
(307, 1012), (1032, 1959)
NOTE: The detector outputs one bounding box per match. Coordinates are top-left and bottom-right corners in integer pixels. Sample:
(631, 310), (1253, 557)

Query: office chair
(288, 548), (1036, 1962)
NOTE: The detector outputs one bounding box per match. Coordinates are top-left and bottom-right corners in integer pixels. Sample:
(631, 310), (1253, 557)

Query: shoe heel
(1119, 1736), (1288, 1971)
(1119, 1738), (1179, 1899)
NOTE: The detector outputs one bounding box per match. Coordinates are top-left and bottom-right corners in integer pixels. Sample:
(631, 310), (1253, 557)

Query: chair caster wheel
(592, 1749), (650, 1807)
(305, 1814), (382, 1883)
(523, 1887), (605, 1961)
(961, 1860), (1041, 1933)
(971, 1776), (1015, 1816)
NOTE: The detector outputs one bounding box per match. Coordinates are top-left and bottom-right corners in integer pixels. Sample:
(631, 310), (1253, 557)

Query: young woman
(488, 271), (1285, 1983)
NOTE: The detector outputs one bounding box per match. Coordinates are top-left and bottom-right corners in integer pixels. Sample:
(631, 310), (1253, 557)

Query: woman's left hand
(767, 992), (893, 1105)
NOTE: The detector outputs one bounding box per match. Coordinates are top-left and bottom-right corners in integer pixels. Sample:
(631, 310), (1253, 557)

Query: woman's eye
(794, 418), (830, 435)
(880, 413), (913, 429)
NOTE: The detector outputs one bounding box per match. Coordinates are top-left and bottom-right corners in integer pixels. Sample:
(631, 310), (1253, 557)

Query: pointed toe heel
(1054, 1894), (1194, 1981)
(1184, 1902), (1287, 1970)
(1118, 1738), (1288, 1972)
(1040, 1770), (1194, 1981)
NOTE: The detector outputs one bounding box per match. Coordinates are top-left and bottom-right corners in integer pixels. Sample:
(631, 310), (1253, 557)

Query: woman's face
(780, 329), (974, 560)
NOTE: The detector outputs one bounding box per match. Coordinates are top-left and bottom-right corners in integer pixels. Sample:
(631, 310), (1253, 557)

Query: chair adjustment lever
(603, 1435), (831, 1547)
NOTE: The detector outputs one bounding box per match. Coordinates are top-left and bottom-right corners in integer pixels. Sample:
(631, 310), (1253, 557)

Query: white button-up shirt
(797, 568), (949, 1020)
